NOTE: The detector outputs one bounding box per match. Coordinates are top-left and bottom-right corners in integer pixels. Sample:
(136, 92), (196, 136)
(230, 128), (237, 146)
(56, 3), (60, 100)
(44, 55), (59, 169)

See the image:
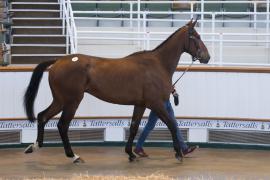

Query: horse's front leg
(125, 105), (146, 162)
(152, 102), (184, 162)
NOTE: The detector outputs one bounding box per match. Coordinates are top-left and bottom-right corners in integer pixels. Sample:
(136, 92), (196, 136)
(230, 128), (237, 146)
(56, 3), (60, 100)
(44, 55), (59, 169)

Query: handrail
(68, 0), (270, 66)
(76, 30), (270, 66)
(3, 65), (270, 73)
(70, 0), (270, 32)
(142, 0), (266, 3)
(60, 0), (77, 54)
(67, 0), (78, 53)
(71, 0), (269, 33)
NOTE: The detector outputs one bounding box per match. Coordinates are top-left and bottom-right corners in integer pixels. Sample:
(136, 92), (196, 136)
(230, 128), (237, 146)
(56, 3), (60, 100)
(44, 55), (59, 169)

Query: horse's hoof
(24, 144), (33, 154)
(175, 153), (184, 162)
(73, 154), (85, 163)
(73, 157), (85, 163)
(24, 142), (39, 154)
(128, 157), (136, 162)
(128, 155), (137, 162)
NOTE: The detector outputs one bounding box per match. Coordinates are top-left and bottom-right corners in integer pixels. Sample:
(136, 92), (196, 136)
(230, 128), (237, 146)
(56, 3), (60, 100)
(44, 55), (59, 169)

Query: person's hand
(172, 89), (179, 106)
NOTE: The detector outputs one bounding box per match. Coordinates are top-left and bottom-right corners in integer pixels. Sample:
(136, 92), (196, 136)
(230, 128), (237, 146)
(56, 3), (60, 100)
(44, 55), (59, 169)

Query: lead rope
(173, 60), (194, 87)
(172, 60), (194, 106)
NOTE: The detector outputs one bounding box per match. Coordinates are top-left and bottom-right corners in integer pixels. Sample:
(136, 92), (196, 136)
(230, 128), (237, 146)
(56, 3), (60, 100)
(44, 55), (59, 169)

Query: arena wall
(0, 68), (270, 146)
(0, 70), (269, 119)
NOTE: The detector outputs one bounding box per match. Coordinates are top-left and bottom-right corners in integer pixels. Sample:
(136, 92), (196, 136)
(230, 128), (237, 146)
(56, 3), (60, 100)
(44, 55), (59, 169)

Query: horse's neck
(155, 29), (185, 77)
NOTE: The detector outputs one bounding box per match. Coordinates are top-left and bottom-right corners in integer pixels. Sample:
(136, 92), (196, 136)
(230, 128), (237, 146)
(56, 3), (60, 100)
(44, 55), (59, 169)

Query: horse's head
(184, 19), (210, 64)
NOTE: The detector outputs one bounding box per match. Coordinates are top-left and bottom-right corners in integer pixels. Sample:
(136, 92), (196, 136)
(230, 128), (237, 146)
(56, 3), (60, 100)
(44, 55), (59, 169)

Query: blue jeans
(136, 100), (188, 151)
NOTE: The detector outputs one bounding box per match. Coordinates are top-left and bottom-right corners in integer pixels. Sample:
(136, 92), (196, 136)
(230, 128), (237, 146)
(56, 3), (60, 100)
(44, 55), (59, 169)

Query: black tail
(24, 60), (56, 122)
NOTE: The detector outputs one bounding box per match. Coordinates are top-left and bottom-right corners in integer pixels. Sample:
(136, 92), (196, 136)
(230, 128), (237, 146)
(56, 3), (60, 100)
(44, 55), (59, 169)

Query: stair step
(11, 10), (61, 18)
(10, 0), (65, 64)
(13, 17), (61, 20)
(12, 26), (63, 34)
(13, 36), (66, 44)
(11, 3), (60, 10)
(12, 54), (66, 56)
(10, 9), (60, 12)
(11, 2), (59, 4)
(11, 46), (66, 54)
(12, 44), (66, 46)
(11, 0), (58, 2)
(11, 55), (65, 64)
(13, 19), (62, 26)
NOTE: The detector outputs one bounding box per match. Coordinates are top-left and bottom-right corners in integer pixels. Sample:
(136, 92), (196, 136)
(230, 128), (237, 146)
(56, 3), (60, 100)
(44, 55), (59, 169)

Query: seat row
(72, 1), (268, 28)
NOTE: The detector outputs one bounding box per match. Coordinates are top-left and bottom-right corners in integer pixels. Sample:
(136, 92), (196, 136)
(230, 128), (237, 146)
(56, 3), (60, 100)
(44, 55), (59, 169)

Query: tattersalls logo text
(0, 119), (269, 131)
(0, 121), (35, 129)
(222, 121), (258, 129)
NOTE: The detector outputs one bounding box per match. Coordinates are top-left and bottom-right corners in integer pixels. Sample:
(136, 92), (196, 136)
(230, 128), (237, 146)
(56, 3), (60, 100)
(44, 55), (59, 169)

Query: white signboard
(0, 118), (269, 131)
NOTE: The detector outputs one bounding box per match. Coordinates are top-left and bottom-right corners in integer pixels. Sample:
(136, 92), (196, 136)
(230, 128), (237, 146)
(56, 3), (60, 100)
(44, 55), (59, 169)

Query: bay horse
(23, 19), (210, 163)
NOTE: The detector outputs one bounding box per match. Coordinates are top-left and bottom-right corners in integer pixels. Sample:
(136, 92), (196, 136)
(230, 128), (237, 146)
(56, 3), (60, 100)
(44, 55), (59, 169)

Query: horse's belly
(86, 84), (143, 105)
(86, 64), (145, 105)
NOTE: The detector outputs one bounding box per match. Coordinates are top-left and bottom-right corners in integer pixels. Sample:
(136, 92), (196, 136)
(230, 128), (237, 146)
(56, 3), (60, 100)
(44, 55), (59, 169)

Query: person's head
(184, 19), (210, 64)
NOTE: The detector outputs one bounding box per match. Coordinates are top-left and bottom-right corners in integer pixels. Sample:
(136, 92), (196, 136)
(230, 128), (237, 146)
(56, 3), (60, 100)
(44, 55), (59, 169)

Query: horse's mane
(152, 26), (186, 52)
(125, 50), (149, 57)
(125, 26), (186, 58)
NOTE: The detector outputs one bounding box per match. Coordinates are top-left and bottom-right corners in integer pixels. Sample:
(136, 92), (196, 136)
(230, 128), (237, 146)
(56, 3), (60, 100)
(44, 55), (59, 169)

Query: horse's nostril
(207, 55), (211, 61)
(202, 52), (210, 61)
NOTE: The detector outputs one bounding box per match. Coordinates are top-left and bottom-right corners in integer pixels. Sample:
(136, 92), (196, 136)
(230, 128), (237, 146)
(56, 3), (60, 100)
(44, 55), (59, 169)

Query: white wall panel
(255, 74), (270, 118)
(0, 71), (270, 119)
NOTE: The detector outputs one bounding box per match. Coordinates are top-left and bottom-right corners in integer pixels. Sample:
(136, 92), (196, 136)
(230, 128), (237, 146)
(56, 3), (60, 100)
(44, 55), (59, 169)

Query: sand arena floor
(0, 146), (269, 179)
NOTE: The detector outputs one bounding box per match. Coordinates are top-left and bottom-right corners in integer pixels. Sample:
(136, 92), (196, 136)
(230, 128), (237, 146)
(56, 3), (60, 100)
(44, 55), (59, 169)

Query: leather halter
(172, 26), (201, 87)
(185, 26), (202, 62)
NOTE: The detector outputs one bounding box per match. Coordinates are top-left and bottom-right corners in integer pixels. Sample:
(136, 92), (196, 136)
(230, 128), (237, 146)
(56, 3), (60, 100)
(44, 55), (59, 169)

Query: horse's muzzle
(199, 52), (210, 64)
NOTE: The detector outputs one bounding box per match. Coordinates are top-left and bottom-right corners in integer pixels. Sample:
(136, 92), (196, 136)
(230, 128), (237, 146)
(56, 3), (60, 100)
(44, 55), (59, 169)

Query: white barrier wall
(0, 70), (270, 119)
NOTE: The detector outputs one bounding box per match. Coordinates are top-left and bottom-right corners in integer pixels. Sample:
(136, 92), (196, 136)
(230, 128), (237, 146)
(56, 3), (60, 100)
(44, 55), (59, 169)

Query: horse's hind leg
(24, 100), (62, 154)
(125, 106), (145, 162)
(57, 101), (83, 163)
(36, 100), (62, 147)
(152, 103), (184, 162)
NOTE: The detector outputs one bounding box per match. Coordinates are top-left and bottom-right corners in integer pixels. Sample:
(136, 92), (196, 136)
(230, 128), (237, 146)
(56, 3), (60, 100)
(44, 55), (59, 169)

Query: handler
(134, 89), (198, 157)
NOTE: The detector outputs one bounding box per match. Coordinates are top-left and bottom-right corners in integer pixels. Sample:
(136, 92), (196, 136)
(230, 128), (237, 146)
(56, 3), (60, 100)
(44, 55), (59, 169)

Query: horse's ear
(191, 17), (198, 28)
(186, 18), (193, 26)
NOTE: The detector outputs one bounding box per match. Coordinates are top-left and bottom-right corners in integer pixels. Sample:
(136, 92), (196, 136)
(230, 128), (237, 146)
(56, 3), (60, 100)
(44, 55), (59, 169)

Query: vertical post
(60, 0), (62, 18)
(65, 0), (69, 54)
(143, 12), (147, 49)
(66, 24), (69, 54)
(130, 2), (133, 28)
(62, 0), (65, 35)
(137, 0), (141, 48)
(146, 32), (150, 50)
(190, 2), (194, 19)
(211, 12), (215, 34)
(219, 33), (223, 66)
(69, 0), (77, 53)
(200, 0), (204, 33)
(73, 31), (76, 54)
(143, 11), (146, 33)
(67, 1), (70, 53)
(211, 12), (215, 63)
(267, 0), (269, 48)
(254, 2), (257, 29)
(137, 0), (141, 33)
